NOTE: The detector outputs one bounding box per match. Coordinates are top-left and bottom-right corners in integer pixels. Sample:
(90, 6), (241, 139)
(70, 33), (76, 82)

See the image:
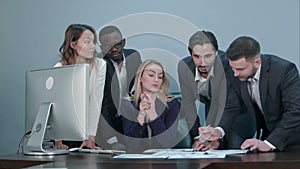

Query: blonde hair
(131, 59), (173, 107)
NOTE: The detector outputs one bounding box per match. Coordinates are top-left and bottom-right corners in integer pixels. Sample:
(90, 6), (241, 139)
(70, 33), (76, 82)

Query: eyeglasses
(101, 39), (124, 51)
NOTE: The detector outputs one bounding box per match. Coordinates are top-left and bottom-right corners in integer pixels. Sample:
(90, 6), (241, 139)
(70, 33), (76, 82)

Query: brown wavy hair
(59, 24), (97, 65)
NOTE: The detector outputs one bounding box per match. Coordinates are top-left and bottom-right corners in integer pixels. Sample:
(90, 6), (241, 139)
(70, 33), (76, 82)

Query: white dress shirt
(110, 53), (128, 104)
(194, 66), (214, 100)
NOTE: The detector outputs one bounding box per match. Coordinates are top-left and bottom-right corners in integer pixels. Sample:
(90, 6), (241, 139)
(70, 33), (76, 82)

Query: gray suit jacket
(178, 50), (229, 138)
(220, 54), (300, 151)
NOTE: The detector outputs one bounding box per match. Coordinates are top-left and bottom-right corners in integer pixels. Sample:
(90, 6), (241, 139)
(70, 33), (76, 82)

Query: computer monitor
(24, 64), (89, 155)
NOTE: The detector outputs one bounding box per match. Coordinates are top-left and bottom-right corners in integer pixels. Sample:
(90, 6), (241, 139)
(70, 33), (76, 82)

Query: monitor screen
(24, 64), (89, 155)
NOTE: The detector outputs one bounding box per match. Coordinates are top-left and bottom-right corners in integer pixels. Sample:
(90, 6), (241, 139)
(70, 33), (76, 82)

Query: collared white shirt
(246, 63), (276, 150)
(194, 66), (214, 100)
(248, 63), (263, 113)
(110, 53), (128, 100)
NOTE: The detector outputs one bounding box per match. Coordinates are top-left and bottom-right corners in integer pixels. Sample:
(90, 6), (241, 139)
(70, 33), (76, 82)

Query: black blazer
(96, 49), (142, 146)
(219, 54), (300, 151)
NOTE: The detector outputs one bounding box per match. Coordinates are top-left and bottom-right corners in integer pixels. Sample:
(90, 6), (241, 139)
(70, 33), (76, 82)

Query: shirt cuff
(215, 127), (225, 138)
(264, 140), (276, 151)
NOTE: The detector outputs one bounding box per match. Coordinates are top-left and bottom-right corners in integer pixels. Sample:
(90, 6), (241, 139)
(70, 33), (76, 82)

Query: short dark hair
(226, 36), (260, 61)
(99, 25), (122, 42)
(188, 30), (218, 55)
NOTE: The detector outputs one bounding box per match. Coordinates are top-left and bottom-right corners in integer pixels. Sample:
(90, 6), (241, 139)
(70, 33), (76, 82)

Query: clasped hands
(137, 92), (157, 125)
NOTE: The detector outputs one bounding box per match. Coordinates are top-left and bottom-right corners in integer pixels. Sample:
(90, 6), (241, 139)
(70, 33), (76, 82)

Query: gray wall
(0, 0), (299, 155)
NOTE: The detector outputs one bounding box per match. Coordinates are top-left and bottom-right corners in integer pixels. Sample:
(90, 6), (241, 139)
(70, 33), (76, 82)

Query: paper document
(143, 148), (192, 153)
(114, 149), (247, 159)
(113, 154), (169, 159)
(205, 149), (248, 155)
(153, 149), (226, 159)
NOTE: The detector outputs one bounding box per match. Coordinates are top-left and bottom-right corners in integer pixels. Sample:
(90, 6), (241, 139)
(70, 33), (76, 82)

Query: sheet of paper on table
(113, 149), (248, 159)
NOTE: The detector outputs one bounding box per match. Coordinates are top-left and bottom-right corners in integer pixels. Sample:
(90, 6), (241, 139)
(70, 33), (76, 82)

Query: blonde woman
(119, 59), (180, 151)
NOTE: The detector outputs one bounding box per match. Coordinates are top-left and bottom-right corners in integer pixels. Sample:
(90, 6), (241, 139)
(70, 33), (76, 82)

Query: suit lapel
(189, 58), (206, 102)
(124, 50), (135, 92)
(106, 59), (116, 79)
(188, 58), (196, 77)
(206, 56), (226, 126)
(259, 55), (269, 113)
(105, 58), (120, 95)
(240, 81), (253, 108)
(209, 55), (223, 97)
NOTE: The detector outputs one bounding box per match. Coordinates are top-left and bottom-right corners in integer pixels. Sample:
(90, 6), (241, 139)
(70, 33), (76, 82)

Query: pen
(194, 137), (212, 144)
(193, 134), (202, 140)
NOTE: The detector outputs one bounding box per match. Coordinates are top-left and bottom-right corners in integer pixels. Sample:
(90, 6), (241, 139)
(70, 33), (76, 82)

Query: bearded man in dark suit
(196, 36), (300, 152)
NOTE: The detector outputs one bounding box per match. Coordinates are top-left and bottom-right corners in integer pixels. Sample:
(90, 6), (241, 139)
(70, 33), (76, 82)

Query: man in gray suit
(177, 31), (229, 148)
(196, 36), (300, 152)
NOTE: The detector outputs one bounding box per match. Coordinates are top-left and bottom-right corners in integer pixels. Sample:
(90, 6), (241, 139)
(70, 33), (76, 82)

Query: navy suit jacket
(96, 49), (142, 147)
(219, 54), (300, 151)
(120, 98), (180, 151)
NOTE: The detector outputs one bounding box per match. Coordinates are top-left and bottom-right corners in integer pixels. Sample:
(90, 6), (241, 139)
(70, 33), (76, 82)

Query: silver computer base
(24, 149), (69, 156)
(24, 102), (70, 156)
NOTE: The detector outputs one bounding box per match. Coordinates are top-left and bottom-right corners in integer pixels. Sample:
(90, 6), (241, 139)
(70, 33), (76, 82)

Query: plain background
(0, 0), (299, 155)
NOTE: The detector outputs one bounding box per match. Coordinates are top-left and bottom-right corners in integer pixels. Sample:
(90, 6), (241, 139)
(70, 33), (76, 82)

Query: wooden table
(1, 150), (300, 169)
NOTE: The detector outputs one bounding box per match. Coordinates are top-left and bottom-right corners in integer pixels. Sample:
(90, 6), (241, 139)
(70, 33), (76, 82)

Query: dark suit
(219, 54), (300, 151)
(96, 49), (142, 148)
(177, 50), (229, 146)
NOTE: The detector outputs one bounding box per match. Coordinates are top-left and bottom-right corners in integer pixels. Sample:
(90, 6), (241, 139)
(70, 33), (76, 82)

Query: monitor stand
(24, 102), (69, 156)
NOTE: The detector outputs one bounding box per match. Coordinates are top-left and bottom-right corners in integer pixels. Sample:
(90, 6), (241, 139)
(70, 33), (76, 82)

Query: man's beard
(240, 66), (258, 81)
(198, 66), (209, 74)
(199, 71), (208, 74)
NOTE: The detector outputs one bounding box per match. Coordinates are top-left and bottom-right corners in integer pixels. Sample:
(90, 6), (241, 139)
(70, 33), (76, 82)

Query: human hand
(137, 93), (149, 125)
(192, 139), (220, 151)
(192, 126), (222, 151)
(139, 92), (157, 122)
(139, 92), (151, 112)
(198, 126), (222, 141)
(241, 138), (272, 152)
(79, 135), (103, 150)
(54, 140), (69, 150)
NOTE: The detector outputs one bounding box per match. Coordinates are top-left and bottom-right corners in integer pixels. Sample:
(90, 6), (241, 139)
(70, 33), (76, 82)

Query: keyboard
(69, 148), (125, 154)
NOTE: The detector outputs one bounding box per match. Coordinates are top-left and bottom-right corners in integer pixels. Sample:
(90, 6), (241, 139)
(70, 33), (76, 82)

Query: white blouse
(54, 58), (106, 136)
